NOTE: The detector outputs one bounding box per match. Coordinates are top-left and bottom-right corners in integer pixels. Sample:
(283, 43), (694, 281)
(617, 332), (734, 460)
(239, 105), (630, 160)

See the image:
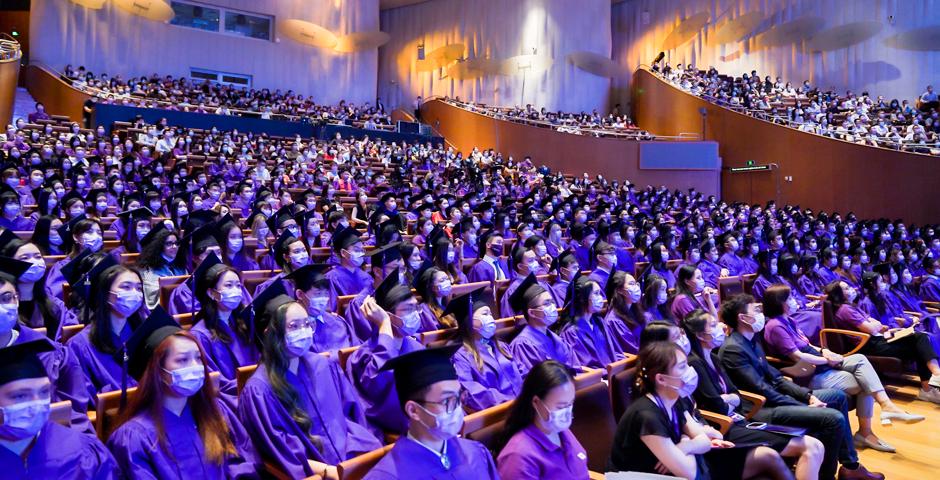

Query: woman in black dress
(607, 341), (793, 480)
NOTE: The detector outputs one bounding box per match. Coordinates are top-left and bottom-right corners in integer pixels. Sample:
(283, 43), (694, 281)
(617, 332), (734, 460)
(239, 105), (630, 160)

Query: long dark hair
(30, 216), (58, 254)
(455, 300), (511, 370)
(121, 218), (149, 254)
(2, 240), (60, 337)
(136, 228), (181, 270)
(554, 277), (597, 334)
(673, 265), (698, 300)
(606, 271), (645, 330)
(640, 274), (672, 321)
(860, 271), (886, 315)
(194, 264), (250, 344)
(495, 360), (573, 454)
(86, 265), (144, 356)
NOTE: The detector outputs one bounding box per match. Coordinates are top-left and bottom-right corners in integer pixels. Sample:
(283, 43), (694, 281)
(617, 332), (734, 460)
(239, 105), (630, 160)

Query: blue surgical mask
(163, 364), (205, 397)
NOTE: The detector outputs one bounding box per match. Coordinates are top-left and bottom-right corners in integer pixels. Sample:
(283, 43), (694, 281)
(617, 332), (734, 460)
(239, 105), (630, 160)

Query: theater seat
(718, 275), (744, 302)
(236, 364), (259, 394)
(742, 274), (757, 295)
(335, 444), (395, 480)
(570, 369), (617, 472)
(820, 302), (904, 380)
(462, 400), (514, 456)
(606, 356), (638, 421)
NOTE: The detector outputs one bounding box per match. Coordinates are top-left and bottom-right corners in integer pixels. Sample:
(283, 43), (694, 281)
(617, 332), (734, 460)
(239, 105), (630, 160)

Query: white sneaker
(917, 387), (940, 405)
(929, 374), (940, 389)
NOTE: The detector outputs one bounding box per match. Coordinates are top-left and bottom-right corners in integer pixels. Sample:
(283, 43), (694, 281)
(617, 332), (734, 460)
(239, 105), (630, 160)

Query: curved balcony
(419, 98), (722, 196)
(631, 66), (940, 224)
(0, 35), (23, 125)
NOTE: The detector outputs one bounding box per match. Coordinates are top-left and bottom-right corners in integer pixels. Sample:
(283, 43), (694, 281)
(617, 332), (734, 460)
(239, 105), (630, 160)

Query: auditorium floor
(849, 384), (940, 479)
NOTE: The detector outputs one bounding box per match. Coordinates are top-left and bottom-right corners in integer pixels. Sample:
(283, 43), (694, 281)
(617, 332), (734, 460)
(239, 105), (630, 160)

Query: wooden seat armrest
(805, 294), (823, 301)
(699, 410), (733, 435)
(738, 391), (766, 420)
(818, 328), (871, 356)
(588, 471), (607, 480)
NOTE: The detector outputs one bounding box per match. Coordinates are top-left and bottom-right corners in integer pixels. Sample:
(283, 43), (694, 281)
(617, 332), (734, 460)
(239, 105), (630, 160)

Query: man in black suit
(718, 294), (883, 480)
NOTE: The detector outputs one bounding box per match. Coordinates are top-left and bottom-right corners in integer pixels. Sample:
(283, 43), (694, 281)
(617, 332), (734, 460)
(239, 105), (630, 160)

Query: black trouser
(861, 333), (938, 381)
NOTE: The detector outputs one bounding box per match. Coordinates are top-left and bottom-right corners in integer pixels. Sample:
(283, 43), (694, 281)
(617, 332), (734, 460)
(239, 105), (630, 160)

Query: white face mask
(530, 306), (558, 326)
(446, 251), (456, 263)
(228, 237), (243, 253)
(0, 399), (50, 440)
(0, 301), (18, 334)
(537, 400), (573, 434)
(656, 290), (668, 305)
(746, 312), (766, 332)
(626, 284), (642, 302)
(163, 364), (205, 397)
(289, 251), (309, 268)
(676, 332), (691, 355)
(110, 290), (143, 317)
(346, 250), (364, 267)
(416, 402), (464, 440)
(475, 313), (496, 339)
(285, 327), (314, 356)
(81, 232), (103, 252)
(395, 311), (422, 336)
(217, 287), (243, 310)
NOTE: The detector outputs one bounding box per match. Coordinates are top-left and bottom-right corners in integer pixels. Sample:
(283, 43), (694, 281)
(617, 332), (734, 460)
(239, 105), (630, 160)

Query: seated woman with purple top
(449, 287), (523, 411)
(669, 265), (718, 323)
(216, 214), (260, 272)
(0, 235), (76, 341)
(761, 284), (922, 453)
(825, 280), (940, 405)
(556, 275), (625, 369)
(642, 241), (676, 289)
(413, 265), (455, 331)
(509, 273), (578, 376)
(641, 274), (673, 323)
(496, 360), (589, 480)
(603, 271), (646, 355)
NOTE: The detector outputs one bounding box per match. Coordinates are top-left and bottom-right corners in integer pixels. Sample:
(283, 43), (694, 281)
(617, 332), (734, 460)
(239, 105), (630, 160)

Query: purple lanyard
(709, 363), (727, 394)
(652, 394), (681, 439)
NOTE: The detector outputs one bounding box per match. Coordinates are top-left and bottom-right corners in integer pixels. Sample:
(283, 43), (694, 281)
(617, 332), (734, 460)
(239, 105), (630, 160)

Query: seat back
(158, 275), (190, 310)
(606, 356), (638, 421)
(50, 400), (72, 427)
(237, 364), (259, 394)
(243, 270), (280, 296)
(462, 400), (514, 456)
(336, 445), (395, 480)
(820, 302), (849, 353)
(61, 324), (85, 344)
(570, 370), (618, 472)
(718, 275), (744, 302)
(742, 274), (758, 295)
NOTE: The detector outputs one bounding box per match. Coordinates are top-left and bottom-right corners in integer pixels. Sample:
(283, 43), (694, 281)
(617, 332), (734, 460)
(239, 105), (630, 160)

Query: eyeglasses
(0, 292), (19, 304)
(418, 395), (462, 413)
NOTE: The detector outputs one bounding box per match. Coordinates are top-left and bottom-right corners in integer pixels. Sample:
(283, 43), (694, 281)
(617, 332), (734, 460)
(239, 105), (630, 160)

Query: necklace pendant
(440, 454), (451, 470)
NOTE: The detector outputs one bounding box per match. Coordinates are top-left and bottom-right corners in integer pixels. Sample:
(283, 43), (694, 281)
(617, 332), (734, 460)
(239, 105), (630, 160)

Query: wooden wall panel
(23, 64), (90, 122)
(632, 67), (940, 224)
(420, 99), (721, 197)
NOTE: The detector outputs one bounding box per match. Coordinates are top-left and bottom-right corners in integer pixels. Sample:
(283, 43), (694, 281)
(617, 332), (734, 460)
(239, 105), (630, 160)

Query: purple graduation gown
(587, 268), (611, 291)
(453, 339), (523, 411)
(190, 317), (260, 397)
(551, 280), (570, 308)
(108, 400), (261, 480)
(45, 257), (70, 300)
(343, 290), (375, 344)
(20, 295), (78, 342)
(602, 309), (641, 355)
(326, 266), (373, 297)
(467, 257), (511, 284)
(719, 252), (747, 276)
(509, 325), (576, 376)
(0, 421), (118, 479)
(559, 316), (623, 369)
(228, 254), (260, 272)
(347, 333), (425, 435)
(362, 436), (500, 480)
(497, 424), (589, 480)
(499, 277), (560, 319)
(921, 276), (940, 302)
(646, 265), (676, 289)
(168, 282), (252, 317)
(238, 357), (381, 477)
(311, 311), (361, 355)
(417, 303), (444, 332)
(67, 322), (137, 408)
(573, 245), (593, 272)
(9, 326), (93, 434)
(697, 259), (722, 289)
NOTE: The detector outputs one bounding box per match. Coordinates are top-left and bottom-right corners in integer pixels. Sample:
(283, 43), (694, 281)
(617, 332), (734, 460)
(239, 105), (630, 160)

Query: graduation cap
(454, 217), (476, 237)
(0, 340), (55, 387)
(379, 345), (461, 408)
(181, 209), (219, 234)
(243, 279), (291, 341)
(182, 223), (219, 252)
(57, 213), (87, 247)
(124, 306), (181, 381)
(872, 262), (892, 277)
(367, 241), (403, 269)
(266, 205), (297, 234)
(550, 248), (576, 272)
(374, 267), (413, 311)
(376, 218), (403, 246)
(284, 263), (332, 292)
(60, 248), (93, 287)
(116, 207), (153, 225)
(475, 201), (494, 213)
(330, 226), (361, 252)
(0, 256), (31, 282)
(140, 220), (171, 249)
(192, 252), (223, 298)
(412, 261), (438, 300)
(0, 228), (19, 254)
(442, 286), (489, 327)
(591, 239), (614, 259)
(508, 273), (547, 313)
(60, 189), (85, 209)
(379, 191), (397, 204)
(212, 214), (238, 244)
(271, 229), (300, 262)
(84, 188), (107, 204)
(294, 188), (317, 203)
(565, 271), (587, 307)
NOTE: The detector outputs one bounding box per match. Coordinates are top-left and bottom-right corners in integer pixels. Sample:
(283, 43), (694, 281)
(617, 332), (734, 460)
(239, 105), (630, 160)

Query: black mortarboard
(272, 230), (299, 257)
(60, 248), (93, 286)
(455, 217), (476, 237)
(84, 188), (107, 205)
(550, 248), (576, 271)
(183, 223), (219, 252)
(442, 286), (488, 327)
(872, 262), (892, 276)
(0, 340), (55, 386)
(245, 280), (291, 342)
(193, 252), (223, 298)
(0, 256), (31, 281)
(116, 207), (154, 223)
(124, 306), (181, 380)
(140, 220), (170, 248)
(508, 273), (546, 312)
(379, 345), (461, 407)
(60, 189), (85, 209)
(266, 205), (296, 233)
(0, 228), (19, 254)
(212, 214), (238, 244)
(374, 267), (412, 311)
(181, 209), (219, 234)
(379, 191), (396, 204)
(284, 264), (332, 292)
(82, 254), (119, 293)
(367, 241), (402, 268)
(412, 261), (438, 300)
(330, 226), (361, 252)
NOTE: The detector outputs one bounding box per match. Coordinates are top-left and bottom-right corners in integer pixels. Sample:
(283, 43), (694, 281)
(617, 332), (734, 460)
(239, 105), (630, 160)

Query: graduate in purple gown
(751, 250), (784, 301)
(550, 249), (580, 308)
(190, 254), (259, 397)
(0, 340), (118, 478)
(107, 307), (261, 479)
(362, 346), (500, 480)
(448, 287), (522, 411)
(237, 289), (380, 478)
(499, 247), (559, 317)
(556, 276), (625, 369)
(111, 207), (153, 261)
(0, 234), (77, 341)
(697, 239), (727, 289)
(586, 240), (617, 293)
(428, 228), (469, 285)
(47, 216), (105, 300)
(413, 264), (455, 331)
(168, 226), (227, 316)
(798, 255), (827, 296)
(0, 185), (35, 231)
(571, 225), (596, 273)
(920, 257), (940, 302)
(467, 229), (510, 284)
(68, 261), (148, 407)
(216, 214), (260, 272)
(508, 274), (577, 376)
(252, 230), (309, 297)
(641, 242), (676, 289)
(347, 268), (425, 435)
(602, 271), (647, 355)
(495, 360), (589, 480)
(286, 263), (361, 354)
(717, 232), (747, 276)
(325, 226), (373, 297)
(343, 242), (412, 341)
(816, 248), (842, 287)
(669, 266), (718, 323)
